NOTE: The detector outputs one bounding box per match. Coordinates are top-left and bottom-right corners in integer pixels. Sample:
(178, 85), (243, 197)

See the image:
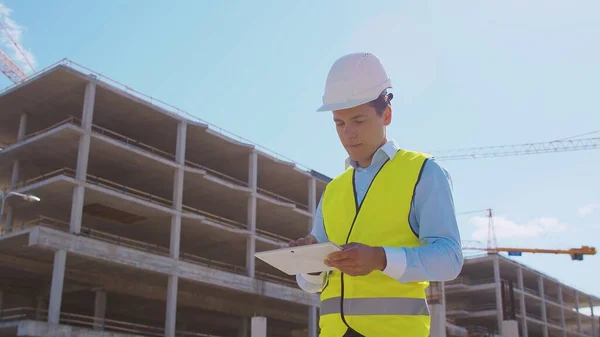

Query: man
(290, 53), (463, 337)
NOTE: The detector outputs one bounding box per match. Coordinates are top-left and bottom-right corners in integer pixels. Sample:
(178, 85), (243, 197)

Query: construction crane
(0, 16), (34, 84)
(0, 49), (26, 83)
(433, 135), (599, 161)
(461, 209), (597, 261)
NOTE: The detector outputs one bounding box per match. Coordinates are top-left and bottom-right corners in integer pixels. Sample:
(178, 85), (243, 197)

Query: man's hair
(368, 90), (394, 117)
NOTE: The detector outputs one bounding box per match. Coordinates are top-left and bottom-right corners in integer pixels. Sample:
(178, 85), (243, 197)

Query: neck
(357, 138), (388, 168)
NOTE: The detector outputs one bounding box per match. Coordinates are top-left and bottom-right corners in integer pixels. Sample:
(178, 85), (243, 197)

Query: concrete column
(501, 320), (519, 337)
(170, 121), (186, 259)
(589, 296), (597, 337)
(517, 266), (528, 337)
(170, 199), (182, 259)
(493, 256), (504, 336)
(3, 112), (26, 233)
(80, 76), (97, 132)
(69, 78), (96, 234)
(558, 286), (566, 337)
(308, 305), (318, 337)
(10, 111), (25, 189)
(4, 155), (22, 232)
(251, 316), (266, 337)
(575, 291), (582, 333)
(48, 249), (67, 324)
(441, 281), (446, 307)
(93, 291), (107, 331)
(430, 304), (447, 337)
(175, 121), (187, 165)
(538, 276), (548, 337)
(17, 113), (28, 139)
(76, 78), (96, 179)
(3, 207), (14, 234)
(246, 150), (257, 278)
(10, 160), (20, 188)
(165, 275), (178, 337)
(238, 317), (249, 337)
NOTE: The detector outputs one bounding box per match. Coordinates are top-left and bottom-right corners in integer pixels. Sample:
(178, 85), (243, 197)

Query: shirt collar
(345, 139), (400, 170)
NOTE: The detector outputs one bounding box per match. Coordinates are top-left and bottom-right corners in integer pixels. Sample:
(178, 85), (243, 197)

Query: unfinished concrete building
(0, 61), (598, 337)
(0, 61), (328, 337)
(443, 254), (599, 337)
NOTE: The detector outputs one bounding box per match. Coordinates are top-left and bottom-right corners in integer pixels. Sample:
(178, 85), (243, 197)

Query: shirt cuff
(296, 272), (328, 293)
(381, 247), (407, 280)
(302, 272), (326, 284)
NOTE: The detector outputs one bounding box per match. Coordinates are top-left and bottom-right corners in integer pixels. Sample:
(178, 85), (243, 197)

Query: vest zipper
(339, 159), (390, 335)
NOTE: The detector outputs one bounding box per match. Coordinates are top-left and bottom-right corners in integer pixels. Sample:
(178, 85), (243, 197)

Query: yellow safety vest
(319, 149), (431, 337)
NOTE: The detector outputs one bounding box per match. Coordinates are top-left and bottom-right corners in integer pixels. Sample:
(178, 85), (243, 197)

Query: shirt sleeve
(295, 194), (329, 292)
(381, 158), (464, 282)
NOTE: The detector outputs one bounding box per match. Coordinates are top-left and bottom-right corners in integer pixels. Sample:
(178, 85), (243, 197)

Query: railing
(0, 116), (81, 149)
(91, 123), (176, 162)
(446, 277), (496, 287)
(6, 168), (295, 245)
(463, 325), (500, 337)
(254, 229), (291, 245)
(93, 121), (252, 188)
(9, 167), (174, 209)
(91, 123), (250, 189)
(446, 303), (498, 313)
(1, 116), (311, 212)
(184, 160), (249, 188)
(10, 167), (74, 190)
(256, 187), (309, 212)
(522, 285), (539, 296)
(2, 216), (296, 287)
(0, 307), (227, 337)
(181, 205), (246, 230)
(544, 293), (561, 304)
(15, 59), (317, 172)
(546, 315), (563, 326)
(85, 171), (174, 208)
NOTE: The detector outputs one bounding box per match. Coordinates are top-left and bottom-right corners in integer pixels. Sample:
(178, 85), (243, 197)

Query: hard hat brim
(316, 97), (376, 112)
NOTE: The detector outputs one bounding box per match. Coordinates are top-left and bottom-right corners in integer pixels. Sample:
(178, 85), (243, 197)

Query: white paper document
(254, 242), (342, 275)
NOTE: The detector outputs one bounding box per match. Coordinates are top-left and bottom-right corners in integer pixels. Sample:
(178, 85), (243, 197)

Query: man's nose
(343, 126), (357, 138)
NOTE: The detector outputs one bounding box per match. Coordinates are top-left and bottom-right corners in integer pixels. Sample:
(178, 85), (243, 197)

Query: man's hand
(289, 235), (320, 276)
(288, 235), (318, 247)
(324, 243), (387, 276)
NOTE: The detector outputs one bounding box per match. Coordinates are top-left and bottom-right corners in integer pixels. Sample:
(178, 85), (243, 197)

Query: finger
(327, 250), (353, 261)
(325, 258), (356, 269)
(329, 247), (360, 261)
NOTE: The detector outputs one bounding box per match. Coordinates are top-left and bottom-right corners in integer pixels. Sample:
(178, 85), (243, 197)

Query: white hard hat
(317, 52), (392, 112)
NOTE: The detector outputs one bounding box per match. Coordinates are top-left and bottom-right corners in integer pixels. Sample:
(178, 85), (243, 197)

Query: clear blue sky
(1, 0), (598, 309)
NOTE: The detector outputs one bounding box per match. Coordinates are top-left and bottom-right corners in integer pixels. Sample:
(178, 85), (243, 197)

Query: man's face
(333, 103), (391, 167)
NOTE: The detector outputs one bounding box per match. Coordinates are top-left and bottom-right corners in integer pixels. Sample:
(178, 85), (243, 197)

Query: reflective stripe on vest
(320, 296), (430, 316)
(319, 149), (432, 337)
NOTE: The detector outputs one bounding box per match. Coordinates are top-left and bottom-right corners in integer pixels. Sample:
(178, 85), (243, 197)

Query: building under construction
(0, 61), (598, 337)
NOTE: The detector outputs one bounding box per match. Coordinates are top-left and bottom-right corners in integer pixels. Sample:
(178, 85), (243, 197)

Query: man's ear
(383, 106), (392, 126)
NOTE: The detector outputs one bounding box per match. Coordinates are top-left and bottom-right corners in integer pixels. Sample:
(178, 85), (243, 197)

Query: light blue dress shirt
(296, 139), (464, 292)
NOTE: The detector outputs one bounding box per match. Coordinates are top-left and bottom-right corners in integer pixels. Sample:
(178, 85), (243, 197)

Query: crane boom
(463, 246), (596, 260)
(460, 209), (596, 261)
(0, 49), (26, 83)
(434, 137), (599, 161)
